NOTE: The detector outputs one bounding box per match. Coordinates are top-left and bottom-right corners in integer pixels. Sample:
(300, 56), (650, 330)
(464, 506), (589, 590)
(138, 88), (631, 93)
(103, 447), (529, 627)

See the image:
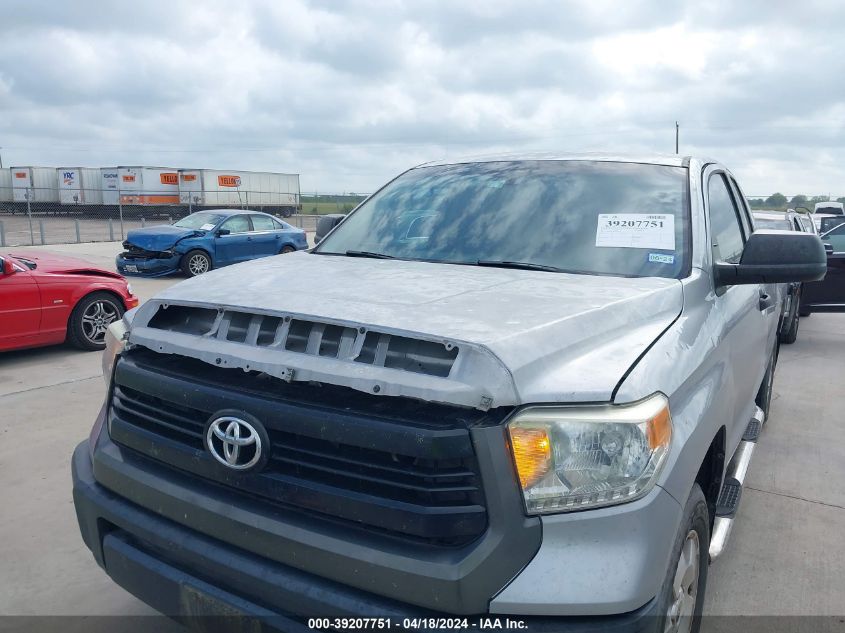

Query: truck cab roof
(418, 152), (709, 169)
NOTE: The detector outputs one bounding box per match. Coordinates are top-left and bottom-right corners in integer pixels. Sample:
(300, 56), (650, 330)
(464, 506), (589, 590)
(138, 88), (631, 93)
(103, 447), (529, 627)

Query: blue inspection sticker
(648, 253), (675, 265)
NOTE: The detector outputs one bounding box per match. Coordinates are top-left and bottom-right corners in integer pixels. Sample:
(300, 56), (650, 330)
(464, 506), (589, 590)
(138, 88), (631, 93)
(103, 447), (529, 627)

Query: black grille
(146, 303), (460, 378)
(121, 242), (164, 259)
(108, 348), (504, 546)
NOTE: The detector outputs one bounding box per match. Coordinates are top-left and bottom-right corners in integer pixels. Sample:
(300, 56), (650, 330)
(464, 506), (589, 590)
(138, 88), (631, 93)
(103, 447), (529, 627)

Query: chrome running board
(709, 406), (764, 561)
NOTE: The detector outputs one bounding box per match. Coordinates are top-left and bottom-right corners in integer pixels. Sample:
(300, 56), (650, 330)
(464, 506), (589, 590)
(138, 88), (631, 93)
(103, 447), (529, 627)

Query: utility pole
(675, 122), (679, 154)
(0, 146), (3, 168)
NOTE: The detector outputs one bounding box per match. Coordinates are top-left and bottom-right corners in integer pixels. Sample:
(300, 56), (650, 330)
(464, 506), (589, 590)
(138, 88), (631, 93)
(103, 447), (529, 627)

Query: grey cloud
(0, 1), (844, 194)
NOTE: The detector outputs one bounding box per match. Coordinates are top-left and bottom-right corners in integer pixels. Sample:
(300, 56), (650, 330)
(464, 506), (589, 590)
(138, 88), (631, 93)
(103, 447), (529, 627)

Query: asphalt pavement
(1, 241), (843, 627)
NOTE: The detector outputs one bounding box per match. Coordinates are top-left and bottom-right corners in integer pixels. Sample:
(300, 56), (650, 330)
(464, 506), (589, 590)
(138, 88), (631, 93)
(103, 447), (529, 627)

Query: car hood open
(124, 225), (200, 251)
(133, 253), (684, 407)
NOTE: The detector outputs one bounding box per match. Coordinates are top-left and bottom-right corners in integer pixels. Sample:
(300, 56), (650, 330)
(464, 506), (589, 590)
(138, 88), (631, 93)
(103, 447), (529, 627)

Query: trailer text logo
(160, 173), (178, 185)
(218, 175), (241, 187)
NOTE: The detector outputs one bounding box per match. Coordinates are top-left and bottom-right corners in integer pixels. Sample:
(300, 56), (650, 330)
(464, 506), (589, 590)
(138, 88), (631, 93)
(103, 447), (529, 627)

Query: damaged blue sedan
(116, 210), (308, 277)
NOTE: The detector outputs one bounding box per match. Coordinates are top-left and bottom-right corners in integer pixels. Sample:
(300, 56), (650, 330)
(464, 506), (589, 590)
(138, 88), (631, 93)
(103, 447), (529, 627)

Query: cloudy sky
(1, 0), (844, 195)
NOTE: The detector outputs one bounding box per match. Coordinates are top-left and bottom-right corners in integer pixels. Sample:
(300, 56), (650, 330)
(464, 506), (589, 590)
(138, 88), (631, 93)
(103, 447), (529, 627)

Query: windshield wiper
(476, 260), (563, 272)
(345, 250), (395, 259)
(12, 256), (37, 270)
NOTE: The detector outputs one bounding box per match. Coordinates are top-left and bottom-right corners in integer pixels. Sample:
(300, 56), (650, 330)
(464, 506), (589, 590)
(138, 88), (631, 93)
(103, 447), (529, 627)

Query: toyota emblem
(205, 416), (263, 470)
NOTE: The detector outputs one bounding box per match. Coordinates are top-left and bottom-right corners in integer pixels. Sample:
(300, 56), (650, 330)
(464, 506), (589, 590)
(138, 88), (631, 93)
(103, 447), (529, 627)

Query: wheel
(755, 344), (777, 418)
(67, 292), (125, 351)
(181, 250), (212, 277)
(780, 311), (799, 344)
(799, 307), (811, 317)
(279, 245), (296, 254)
(656, 483), (709, 633)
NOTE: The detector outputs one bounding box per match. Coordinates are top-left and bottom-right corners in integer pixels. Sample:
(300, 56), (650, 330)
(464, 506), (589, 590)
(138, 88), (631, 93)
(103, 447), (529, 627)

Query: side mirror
(216, 228), (231, 236)
(314, 214), (346, 245)
(1, 257), (14, 275)
(825, 242), (834, 256)
(715, 231), (827, 285)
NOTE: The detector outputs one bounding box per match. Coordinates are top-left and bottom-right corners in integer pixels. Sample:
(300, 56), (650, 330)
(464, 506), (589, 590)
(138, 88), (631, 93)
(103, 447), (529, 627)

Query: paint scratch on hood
(132, 253), (684, 407)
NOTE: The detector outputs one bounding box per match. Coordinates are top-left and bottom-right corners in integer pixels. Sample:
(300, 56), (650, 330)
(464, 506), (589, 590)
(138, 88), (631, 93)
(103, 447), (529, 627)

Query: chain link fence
(0, 188), (369, 247)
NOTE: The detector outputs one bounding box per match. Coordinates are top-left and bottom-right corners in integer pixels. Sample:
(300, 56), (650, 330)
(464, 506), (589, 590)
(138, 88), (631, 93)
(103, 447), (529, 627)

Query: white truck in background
(178, 169), (300, 216)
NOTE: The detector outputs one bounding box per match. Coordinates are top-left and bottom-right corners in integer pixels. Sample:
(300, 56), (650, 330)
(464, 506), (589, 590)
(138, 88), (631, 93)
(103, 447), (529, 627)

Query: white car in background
(812, 201), (845, 232)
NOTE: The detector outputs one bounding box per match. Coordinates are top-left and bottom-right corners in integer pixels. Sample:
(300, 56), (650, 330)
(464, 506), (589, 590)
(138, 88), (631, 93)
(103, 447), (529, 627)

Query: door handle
(759, 291), (775, 311)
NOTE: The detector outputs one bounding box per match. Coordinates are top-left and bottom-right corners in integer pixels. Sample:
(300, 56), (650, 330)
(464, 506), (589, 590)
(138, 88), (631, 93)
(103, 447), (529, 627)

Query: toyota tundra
(72, 155), (826, 632)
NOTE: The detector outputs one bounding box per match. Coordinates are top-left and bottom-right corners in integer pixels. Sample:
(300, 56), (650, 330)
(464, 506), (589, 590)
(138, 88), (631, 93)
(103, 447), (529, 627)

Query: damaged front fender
(123, 226), (201, 253)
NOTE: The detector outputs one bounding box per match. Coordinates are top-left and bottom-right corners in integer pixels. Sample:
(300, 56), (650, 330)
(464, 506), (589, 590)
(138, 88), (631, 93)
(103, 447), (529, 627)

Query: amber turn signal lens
(509, 427), (551, 488)
(646, 405), (672, 450)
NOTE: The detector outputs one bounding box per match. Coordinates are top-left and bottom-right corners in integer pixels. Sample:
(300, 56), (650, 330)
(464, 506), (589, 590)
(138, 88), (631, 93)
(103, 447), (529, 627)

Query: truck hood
(133, 253), (683, 408)
(124, 225), (199, 251)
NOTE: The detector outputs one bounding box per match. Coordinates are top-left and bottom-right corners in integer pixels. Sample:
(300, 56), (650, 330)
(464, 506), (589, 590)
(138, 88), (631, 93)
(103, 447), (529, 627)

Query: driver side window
(220, 215), (250, 234)
(708, 174), (746, 264)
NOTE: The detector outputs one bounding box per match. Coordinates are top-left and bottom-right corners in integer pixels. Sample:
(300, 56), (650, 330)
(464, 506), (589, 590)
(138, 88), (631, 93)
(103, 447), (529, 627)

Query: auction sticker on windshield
(595, 213), (675, 250)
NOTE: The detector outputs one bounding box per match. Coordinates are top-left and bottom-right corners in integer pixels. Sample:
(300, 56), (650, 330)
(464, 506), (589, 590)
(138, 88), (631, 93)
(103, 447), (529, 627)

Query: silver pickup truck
(72, 154), (826, 633)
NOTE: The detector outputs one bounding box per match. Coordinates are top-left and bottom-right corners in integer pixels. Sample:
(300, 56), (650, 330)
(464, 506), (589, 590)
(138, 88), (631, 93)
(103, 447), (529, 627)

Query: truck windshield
(315, 160), (690, 278)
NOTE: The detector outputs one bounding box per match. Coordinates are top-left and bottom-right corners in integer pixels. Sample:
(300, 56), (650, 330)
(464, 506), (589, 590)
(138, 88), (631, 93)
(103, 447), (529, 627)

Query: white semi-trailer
(178, 169), (300, 216)
(57, 168), (104, 205)
(0, 169), (12, 205)
(116, 166), (181, 206)
(0, 166), (301, 218)
(11, 167), (59, 204)
(101, 168), (120, 205)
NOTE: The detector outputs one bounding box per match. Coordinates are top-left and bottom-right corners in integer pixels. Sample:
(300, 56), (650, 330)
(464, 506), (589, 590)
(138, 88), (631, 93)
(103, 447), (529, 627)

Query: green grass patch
(300, 195), (367, 215)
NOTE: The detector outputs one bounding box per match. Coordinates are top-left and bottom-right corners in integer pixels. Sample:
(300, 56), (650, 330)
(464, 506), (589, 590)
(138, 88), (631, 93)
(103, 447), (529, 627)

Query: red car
(0, 251), (139, 352)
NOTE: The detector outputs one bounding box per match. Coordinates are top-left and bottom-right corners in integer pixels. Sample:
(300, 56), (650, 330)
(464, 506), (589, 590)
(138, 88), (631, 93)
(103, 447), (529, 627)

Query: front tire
(181, 249), (212, 277)
(657, 483), (709, 633)
(67, 292), (125, 351)
(280, 245), (296, 254)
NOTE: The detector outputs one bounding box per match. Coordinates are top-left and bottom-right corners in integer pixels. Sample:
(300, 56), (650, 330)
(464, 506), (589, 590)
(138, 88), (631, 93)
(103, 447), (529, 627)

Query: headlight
(508, 393), (672, 514)
(102, 319), (128, 383)
(126, 283), (133, 295)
